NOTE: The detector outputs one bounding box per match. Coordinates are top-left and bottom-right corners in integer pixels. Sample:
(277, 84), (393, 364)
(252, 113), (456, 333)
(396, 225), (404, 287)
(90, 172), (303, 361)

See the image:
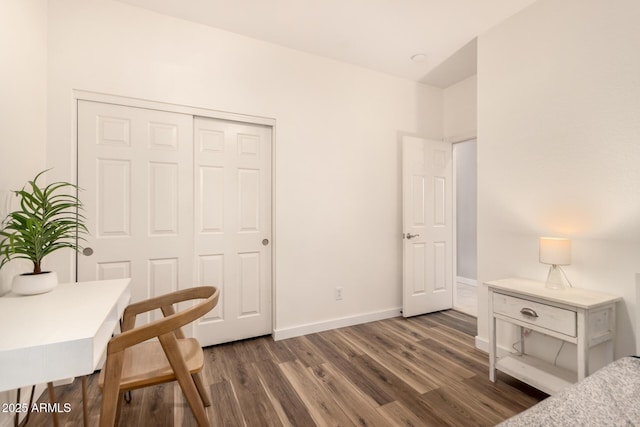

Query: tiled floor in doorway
(455, 281), (477, 317)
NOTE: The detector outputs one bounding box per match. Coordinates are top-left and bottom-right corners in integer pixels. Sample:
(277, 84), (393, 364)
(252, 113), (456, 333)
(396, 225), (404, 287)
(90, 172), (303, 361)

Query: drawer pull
(520, 308), (538, 318)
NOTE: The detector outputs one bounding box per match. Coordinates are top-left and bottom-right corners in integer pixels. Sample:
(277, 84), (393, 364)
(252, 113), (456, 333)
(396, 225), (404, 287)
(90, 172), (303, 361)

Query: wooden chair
(98, 286), (219, 427)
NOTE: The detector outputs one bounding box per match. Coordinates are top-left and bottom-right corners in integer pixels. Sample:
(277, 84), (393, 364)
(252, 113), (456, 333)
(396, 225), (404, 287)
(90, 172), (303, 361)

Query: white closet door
(78, 101), (273, 344)
(193, 117), (272, 346)
(77, 100), (194, 326)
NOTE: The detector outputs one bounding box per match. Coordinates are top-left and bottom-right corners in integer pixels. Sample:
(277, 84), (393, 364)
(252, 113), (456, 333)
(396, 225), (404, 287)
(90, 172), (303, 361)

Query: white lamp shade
(539, 237), (571, 265)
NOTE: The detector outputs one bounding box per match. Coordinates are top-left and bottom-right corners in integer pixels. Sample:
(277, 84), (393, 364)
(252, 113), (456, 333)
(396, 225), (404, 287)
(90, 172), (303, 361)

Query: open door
(402, 136), (453, 317)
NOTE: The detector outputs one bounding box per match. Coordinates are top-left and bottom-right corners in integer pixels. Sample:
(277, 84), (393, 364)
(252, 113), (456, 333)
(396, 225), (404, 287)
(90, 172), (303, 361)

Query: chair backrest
(107, 286), (219, 354)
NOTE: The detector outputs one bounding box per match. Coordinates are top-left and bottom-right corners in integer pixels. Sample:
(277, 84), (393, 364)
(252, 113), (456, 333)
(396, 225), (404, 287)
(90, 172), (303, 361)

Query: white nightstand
(487, 278), (621, 395)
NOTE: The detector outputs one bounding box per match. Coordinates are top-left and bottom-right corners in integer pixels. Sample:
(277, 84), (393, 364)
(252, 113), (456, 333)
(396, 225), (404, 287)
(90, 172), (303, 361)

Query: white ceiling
(115, 0), (537, 88)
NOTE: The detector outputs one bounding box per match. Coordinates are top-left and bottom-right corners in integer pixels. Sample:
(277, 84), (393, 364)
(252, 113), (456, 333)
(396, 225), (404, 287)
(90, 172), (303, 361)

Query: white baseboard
(475, 335), (512, 358)
(475, 335), (489, 352)
(456, 276), (478, 286)
(273, 307), (402, 341)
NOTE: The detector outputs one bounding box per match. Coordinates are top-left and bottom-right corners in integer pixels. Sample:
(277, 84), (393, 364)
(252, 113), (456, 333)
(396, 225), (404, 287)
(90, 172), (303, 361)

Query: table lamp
(539, 237), (572, 289)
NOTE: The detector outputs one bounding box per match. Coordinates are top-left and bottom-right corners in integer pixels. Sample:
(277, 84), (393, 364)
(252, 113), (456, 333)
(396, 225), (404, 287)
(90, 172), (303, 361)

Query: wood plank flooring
(24, 310), (547, 426)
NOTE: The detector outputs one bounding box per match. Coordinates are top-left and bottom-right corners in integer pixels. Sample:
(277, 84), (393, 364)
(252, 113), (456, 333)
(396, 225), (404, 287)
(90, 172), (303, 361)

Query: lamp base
(545, 265), (570, 289)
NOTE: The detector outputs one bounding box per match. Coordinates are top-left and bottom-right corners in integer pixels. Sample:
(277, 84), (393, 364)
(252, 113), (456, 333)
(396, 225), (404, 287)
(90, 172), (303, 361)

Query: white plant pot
(12, 271), (58, 295)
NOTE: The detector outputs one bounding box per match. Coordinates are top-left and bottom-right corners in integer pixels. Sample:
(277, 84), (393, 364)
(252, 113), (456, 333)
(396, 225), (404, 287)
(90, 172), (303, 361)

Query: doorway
(453, 139), (477, 316)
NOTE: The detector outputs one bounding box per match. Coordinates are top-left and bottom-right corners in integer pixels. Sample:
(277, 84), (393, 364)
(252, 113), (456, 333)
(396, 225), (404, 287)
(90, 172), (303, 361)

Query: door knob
(406, 233), (420, 240)
(82, 247), (94, 256)
(262, 239), (269, 246)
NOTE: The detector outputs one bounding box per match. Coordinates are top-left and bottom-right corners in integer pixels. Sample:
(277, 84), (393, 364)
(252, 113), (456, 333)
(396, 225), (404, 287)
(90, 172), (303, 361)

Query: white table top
(486, 277), (621, 309)
(0, 279), (131, 392)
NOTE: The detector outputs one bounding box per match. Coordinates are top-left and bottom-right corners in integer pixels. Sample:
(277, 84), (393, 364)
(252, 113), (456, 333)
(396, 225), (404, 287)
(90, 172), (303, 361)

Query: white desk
(0, 279), (131, 392)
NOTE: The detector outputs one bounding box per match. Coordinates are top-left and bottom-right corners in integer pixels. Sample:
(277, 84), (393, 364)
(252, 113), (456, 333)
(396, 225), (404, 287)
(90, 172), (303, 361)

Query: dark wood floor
(25, 310), (546, 426)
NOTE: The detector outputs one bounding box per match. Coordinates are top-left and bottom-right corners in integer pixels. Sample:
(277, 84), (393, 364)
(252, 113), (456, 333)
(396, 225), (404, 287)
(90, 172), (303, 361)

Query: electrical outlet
(335, 286), (343, 300)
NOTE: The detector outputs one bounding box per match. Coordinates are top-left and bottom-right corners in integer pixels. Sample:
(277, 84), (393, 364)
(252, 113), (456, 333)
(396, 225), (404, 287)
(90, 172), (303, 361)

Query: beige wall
(0, 0), (47, 293)
(444, 75), (477, 142)
(46, 0), (443, 335)
(477, 0), (640, 364)
(0, 1), (47, 423)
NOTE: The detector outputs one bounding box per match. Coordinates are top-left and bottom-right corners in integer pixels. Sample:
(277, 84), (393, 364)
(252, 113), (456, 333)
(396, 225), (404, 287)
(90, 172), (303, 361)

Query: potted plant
(0, 170), (87, 295)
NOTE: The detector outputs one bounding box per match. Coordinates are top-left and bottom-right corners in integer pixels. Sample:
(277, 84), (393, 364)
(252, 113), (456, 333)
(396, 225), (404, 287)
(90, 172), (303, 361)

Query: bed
(498, 356), (640, 426)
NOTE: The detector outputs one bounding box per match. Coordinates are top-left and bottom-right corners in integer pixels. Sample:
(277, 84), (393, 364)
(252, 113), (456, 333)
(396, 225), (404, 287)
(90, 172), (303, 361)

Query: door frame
(400, 132), (478, 317)
(72, 89), (277, 334)
(449, 134), (477, 315)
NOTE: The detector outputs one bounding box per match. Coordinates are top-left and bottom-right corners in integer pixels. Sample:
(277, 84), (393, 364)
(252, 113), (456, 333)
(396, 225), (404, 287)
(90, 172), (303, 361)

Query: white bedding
(499, 356), (640, 426)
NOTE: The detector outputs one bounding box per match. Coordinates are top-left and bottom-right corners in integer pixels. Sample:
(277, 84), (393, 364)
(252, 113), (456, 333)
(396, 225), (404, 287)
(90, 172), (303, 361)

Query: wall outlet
(335, 286), (343, 300)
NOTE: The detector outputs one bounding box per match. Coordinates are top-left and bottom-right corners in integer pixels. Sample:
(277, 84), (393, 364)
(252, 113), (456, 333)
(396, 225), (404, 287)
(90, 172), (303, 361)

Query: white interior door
(402, 136), (453, 317)
(77, 100), (194, 325)
(193, 117), (272, 346)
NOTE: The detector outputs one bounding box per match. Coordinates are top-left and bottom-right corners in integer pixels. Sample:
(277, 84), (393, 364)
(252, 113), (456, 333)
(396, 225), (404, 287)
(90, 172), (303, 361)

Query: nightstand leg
(489, 292), (496, 382)
(577, 311), (588, 381)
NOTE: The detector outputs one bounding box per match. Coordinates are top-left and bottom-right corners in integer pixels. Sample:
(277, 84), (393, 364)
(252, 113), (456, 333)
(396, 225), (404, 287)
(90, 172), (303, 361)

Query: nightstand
(487, 278), (621, 395)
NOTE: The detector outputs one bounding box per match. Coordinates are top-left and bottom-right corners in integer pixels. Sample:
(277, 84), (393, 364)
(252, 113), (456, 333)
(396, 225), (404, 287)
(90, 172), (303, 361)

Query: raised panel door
(77, 100), (193, 326)
(402, 136), (453, 317)
(193, 117), (272, 345)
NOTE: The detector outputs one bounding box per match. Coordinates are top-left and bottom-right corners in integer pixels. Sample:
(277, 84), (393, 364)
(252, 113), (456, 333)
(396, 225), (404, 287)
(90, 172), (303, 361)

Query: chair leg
(175, 372), (209, 426)
(159, 334), (209, 427)
(100, 353), (124, 427)
(192, 371), (212, 407)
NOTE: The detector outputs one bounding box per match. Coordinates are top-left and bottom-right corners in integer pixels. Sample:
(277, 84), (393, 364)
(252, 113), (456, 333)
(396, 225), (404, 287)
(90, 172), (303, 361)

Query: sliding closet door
(193, 117), (272, 346)
(78, 100), (273, 344)
(77, 100), (194, 325)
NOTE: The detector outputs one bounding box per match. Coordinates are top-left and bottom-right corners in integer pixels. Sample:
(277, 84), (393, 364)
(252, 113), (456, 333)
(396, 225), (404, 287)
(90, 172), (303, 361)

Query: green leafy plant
(0, 170), (88, 274)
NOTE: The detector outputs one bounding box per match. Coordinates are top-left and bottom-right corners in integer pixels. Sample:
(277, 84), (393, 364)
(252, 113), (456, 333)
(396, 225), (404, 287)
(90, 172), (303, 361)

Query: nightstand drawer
(493, 293), (576, 337)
